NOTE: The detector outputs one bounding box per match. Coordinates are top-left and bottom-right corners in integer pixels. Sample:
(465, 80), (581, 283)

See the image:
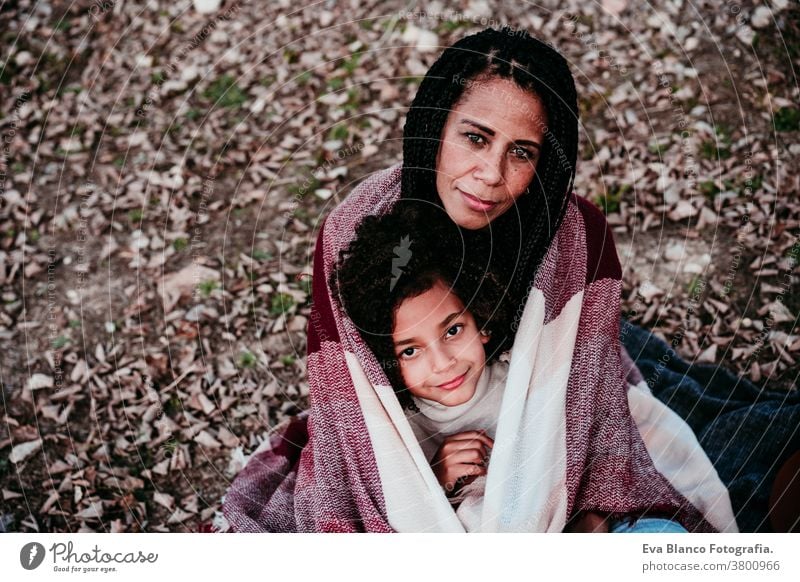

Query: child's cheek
(397, 363), (413, 389)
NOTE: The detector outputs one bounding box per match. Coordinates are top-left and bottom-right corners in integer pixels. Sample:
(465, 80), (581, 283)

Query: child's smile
(392, 280), (490, 406)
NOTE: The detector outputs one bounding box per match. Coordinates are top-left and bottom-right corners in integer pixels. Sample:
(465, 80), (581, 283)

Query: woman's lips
(437, 371), (468, 390)
(458, 189), (498, 212)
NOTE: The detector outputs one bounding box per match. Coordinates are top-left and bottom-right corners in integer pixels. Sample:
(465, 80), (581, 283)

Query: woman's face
(435, 77), (548, 230)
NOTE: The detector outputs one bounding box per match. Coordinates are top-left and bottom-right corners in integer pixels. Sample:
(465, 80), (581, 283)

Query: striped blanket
(222, 164), (737, 532)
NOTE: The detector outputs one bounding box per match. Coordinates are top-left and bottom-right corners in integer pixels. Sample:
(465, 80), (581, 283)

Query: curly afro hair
(329, 202), (513, 409)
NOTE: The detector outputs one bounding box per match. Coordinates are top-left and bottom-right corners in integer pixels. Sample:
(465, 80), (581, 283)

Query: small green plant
(283, 48), (299, 64)
(281, 355), (296, 366)
(151, 71), (166, 85)
(700, 125), (732, 160)
(161, 438), (179, 456)
(594, 184), (628, 214)
(748, 174), (764, 193)
(328, 124), (349, 142)
(774, 107), (800, 132)
(343, 88), (360, 112)
(128, 209), (143, 222)
(68, 319), (81, 328)
(340, 54), (361, 75)
(198, 279), (218, 297)
(29, 229), (40, 242)
(239, 350), (257, 368)
(172, 237), (188, 252)
(270, 293), (296, 316)
(203, 75), (248, 109)
(293, 207), (310, 221)
(164, 395), (182, 416)
(288, 176), (320, 198)
(687, 275), (704, 297)
(298, 275), (312, 296)
(327, 77), (345, 91)
(699, 180), (720, 200)
(185, 108), (202, 121)
(296, 71), (313, 85)
(437, 19), (472, 34)
(252, 249), (272, 261)
(52, 336), (69, 349)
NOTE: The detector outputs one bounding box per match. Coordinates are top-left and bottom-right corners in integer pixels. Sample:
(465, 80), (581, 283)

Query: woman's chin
(443, 199), (509, 230)
(448, 208), (494, 230)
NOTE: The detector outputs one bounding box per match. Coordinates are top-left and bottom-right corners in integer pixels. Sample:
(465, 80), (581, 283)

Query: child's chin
(438, 386), (476, 406)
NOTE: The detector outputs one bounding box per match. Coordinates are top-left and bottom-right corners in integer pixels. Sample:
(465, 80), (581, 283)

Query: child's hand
(431, 430), (494, 497)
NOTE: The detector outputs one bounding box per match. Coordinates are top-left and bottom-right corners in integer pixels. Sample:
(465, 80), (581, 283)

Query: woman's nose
(473, 149), (504, 186)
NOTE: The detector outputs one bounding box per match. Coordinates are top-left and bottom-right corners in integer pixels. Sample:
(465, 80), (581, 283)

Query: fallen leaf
(9, 439), (42, 464)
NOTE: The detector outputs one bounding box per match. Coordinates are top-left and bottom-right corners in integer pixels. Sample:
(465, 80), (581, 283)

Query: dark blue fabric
(620, 318), (800, 533)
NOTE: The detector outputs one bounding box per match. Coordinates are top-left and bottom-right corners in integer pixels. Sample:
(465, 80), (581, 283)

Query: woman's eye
(465, 132), (486, 145)
(445, 324), (463, 338)
(511, 146), (534, 160)
(399, 347), (417, 359)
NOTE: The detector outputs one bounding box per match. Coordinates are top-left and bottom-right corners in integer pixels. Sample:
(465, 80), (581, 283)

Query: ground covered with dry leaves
(1, 0), (798, 532)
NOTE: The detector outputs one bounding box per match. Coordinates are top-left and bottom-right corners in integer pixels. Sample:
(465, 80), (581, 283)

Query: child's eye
(399, 347), (417, 359)
(445, 324), (463, 339)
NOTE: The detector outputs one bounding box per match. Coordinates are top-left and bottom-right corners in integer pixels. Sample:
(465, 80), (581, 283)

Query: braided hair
(401, 27), (579, 331)
(330, 202), (513, 409)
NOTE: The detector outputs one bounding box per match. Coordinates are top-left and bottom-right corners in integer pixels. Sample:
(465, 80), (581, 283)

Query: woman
(221, 28), (766, 533)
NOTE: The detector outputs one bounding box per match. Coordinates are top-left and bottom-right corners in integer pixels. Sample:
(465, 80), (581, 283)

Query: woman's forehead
(451, 77), (548, 136)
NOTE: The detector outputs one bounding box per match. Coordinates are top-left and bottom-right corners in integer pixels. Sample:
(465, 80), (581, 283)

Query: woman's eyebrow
(459, 119), (541, 149)
(460, 119), (495, 135)
(394, 312), (463, 348)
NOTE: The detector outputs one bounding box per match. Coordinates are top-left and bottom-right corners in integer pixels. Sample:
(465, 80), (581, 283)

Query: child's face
(392, 279), (490, 407)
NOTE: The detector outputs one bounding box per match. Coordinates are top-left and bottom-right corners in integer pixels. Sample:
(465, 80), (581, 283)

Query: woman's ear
(480, 329), (491, 344)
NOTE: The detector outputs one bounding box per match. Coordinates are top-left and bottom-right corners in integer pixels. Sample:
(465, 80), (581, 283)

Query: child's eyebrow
(394, 311), (463, 348)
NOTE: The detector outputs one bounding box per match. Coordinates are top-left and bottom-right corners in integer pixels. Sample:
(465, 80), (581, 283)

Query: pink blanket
(222, 163), (719, 532)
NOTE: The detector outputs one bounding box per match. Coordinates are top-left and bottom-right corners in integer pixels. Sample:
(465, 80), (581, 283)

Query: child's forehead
(393, 280), (470, 335)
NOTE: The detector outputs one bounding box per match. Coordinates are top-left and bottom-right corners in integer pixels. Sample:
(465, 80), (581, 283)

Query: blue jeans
(610, 518), (688, 533)
(620, 318), (800, 532)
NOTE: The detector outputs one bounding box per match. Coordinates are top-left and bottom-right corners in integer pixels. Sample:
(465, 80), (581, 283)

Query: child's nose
(429, 347), (456, 374)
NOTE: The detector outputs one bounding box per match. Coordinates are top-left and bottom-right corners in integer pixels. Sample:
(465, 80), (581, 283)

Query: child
(330, 203), (695, 533)
(330, 203), (511, 501)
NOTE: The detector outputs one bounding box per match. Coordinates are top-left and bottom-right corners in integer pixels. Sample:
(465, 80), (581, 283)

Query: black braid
(401, 27), (579, 333)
